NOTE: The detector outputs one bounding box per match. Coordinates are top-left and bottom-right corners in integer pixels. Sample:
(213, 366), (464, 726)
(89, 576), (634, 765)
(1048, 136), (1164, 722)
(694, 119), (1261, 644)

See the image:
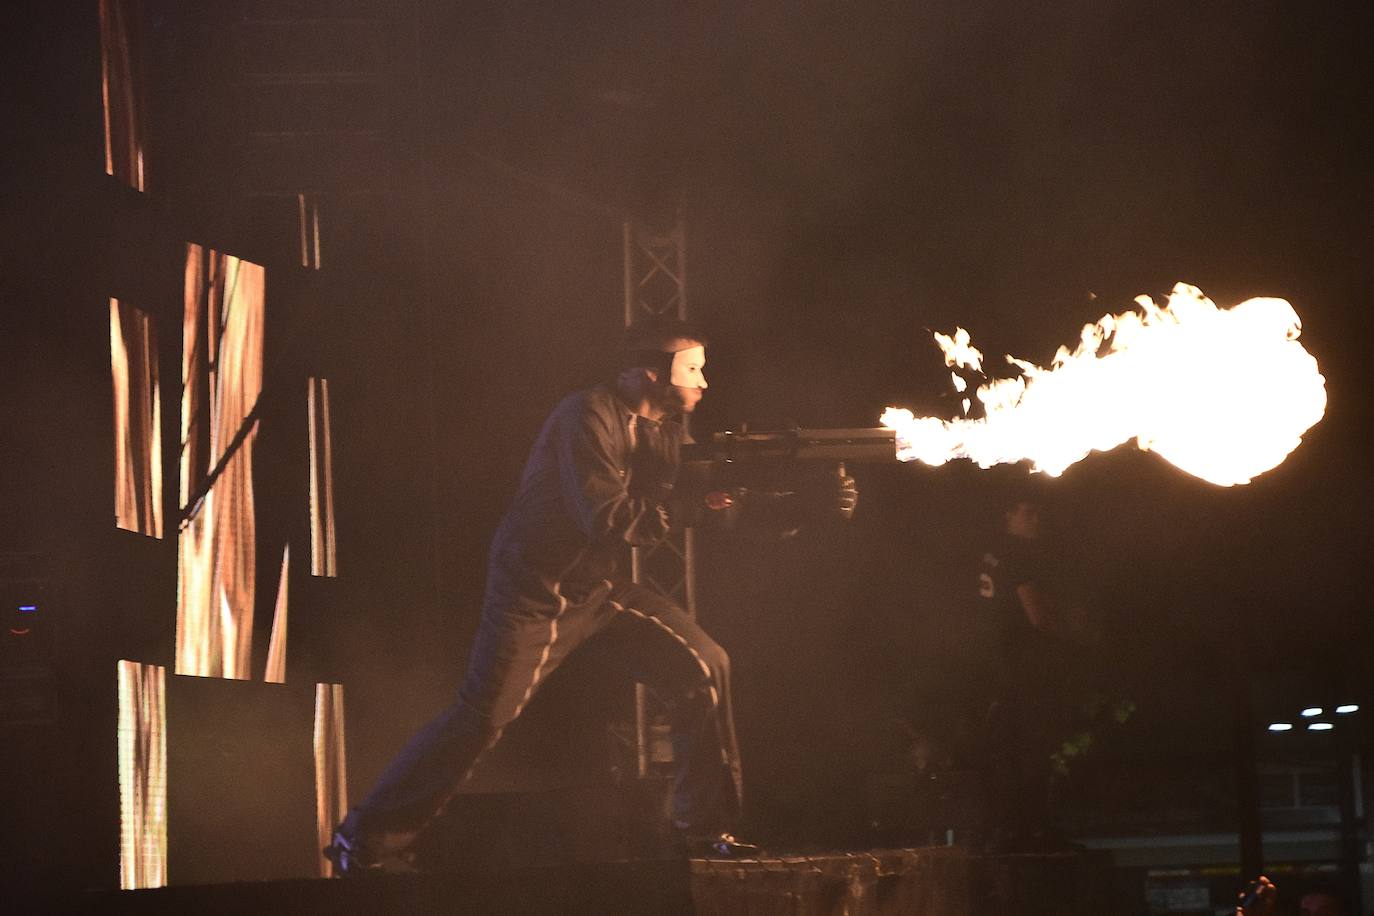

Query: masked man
(327, 317), (858, 872)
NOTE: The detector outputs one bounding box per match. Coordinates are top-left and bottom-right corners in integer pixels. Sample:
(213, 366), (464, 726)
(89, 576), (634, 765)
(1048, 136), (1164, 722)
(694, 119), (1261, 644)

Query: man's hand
(800, 464), (859, 523)
(628, 419), (679, 504)
(836, 471), (859, 521)
(1238, 875), (1277, 916)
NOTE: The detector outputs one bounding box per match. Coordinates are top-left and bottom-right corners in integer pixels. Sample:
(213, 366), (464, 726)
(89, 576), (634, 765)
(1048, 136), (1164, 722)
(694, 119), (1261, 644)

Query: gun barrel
(682, 427), (897, 465)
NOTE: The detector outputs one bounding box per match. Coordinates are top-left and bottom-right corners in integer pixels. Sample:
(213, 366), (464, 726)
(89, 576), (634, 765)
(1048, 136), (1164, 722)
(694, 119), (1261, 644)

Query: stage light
(308, 377), (338, 578)
(111, 298), (164, 539)
(1335, 704), (1359, 714)
(1307, 722), (1334, 731)
(117, 660), (166, 888)
(175, 245), (265, 679)
(314, 683), (348, 877)
(1300, 707), (1323, 717)
(1267, 723), (1293, 732)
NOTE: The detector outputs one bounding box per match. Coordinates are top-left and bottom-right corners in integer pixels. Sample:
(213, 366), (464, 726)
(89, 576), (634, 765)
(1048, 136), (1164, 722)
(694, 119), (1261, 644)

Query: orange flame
(881, 283), (1327, 486)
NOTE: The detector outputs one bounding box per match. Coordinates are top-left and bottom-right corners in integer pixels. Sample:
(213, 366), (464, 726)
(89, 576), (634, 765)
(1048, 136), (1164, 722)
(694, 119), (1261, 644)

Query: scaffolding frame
(622, 216), (697, 778)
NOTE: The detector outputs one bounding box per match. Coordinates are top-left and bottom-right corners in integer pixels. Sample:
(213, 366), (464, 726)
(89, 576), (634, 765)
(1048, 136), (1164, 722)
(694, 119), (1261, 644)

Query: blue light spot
(18, 605), (37, 613)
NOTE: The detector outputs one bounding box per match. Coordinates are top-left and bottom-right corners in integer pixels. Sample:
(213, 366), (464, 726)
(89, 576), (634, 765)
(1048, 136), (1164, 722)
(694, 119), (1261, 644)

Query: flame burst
(881, 283), (1327, 486)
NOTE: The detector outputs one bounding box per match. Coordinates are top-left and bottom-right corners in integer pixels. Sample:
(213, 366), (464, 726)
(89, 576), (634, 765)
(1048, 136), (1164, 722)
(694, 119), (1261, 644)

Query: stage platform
(48, 847), (1116, 915)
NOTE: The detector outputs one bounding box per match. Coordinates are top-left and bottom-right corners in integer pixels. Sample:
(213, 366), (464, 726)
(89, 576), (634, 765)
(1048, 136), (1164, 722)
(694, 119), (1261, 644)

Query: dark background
(3, 0), (1372, 860)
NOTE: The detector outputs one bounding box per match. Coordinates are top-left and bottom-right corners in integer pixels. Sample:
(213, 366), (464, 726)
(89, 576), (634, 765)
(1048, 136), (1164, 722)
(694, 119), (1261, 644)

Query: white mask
(669, 345), (708, 389)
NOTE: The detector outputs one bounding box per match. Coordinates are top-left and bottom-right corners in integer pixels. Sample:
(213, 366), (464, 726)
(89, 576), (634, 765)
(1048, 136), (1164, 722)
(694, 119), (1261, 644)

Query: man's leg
(332, 581), (613, 869)
(598, 582), (744, 841)
(981, 646), (1058, 850)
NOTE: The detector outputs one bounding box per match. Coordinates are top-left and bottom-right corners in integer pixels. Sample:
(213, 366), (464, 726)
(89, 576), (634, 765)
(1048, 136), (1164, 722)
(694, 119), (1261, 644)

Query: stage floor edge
(50, 846), (1117, 915)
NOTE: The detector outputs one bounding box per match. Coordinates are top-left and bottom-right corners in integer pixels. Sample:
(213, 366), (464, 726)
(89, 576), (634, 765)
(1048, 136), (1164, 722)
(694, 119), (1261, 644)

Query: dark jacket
(486, 385), (683, 606)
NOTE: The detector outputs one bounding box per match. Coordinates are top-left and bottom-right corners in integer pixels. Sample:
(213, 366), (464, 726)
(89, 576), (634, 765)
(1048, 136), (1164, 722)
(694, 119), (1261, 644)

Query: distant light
(1335, 705), (1360, 714)
(1300, 707), (1323, 717)
(1308, 722), (1334, 731)
(18, 605), (37, 612)
(1267, 723), (1293, 732)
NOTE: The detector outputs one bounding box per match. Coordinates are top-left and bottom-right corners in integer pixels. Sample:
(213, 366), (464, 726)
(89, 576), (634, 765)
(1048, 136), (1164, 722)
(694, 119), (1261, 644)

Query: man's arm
(1015, 582), (1056, 633)
(555, 404), (670, 547)
(671, 461), (858, 535)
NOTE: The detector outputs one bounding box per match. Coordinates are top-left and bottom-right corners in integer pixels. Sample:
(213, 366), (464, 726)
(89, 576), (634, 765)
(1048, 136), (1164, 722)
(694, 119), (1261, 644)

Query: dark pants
(976, 638), (1072, 843)
(341, 577), (741, 845)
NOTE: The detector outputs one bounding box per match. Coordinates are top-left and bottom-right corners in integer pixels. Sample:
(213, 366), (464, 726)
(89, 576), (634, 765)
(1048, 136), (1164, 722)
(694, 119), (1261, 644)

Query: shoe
(679, 831), (765, 859)
(323, 830), (383, 877)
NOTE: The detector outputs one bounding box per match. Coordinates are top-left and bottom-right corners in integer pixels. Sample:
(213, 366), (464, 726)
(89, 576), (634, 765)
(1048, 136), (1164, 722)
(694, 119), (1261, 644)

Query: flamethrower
(674, 427), (892, 530)
(681, 426), (897, 469)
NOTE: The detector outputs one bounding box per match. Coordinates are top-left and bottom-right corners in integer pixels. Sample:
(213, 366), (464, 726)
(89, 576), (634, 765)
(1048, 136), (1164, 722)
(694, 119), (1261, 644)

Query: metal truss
(623, 219), (688, 328)
(622, 216), (697, 778)
(622, 215), (695, 614)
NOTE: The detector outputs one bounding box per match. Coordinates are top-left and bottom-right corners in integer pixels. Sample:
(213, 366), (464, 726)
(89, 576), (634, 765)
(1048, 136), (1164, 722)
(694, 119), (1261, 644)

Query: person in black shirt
(325, 317), (857, 874)
(977, 499), (1055, 659)
(972, 495), (1074, 850)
